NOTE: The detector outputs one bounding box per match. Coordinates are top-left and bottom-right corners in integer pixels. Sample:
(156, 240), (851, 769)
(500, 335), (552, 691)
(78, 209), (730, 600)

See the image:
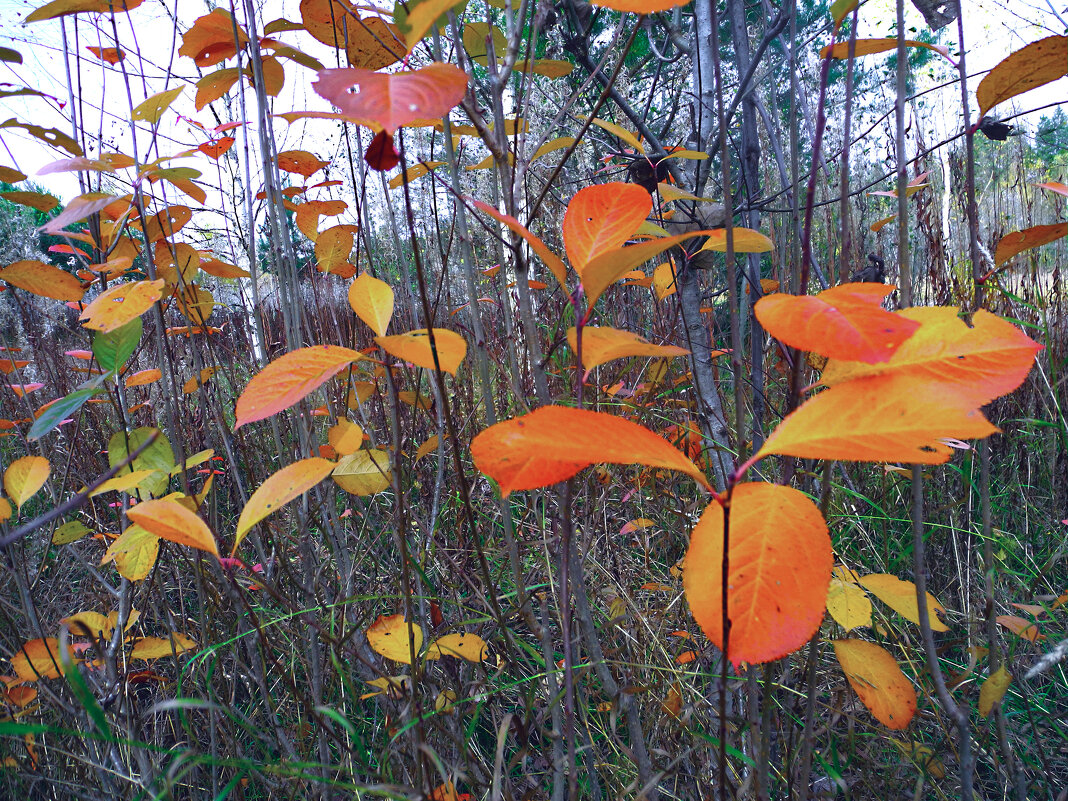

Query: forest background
(0, 0), (1065, 800)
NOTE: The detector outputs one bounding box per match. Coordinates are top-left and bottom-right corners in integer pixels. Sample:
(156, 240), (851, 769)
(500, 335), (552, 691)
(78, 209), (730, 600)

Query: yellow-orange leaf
(414, 434), (440, 463)
(125, 368), (162, 387)
(578, 116), (644, 154)
(471, 405), (710, 497)
(387, 161), (443, 189)
(328, 420), (364, 456)
(470, 199), (569, 289)
(375, 329), (466, 375)
(582, 231), (714, 308)
(366, 614), (423, 664)
(976, 35), (1068, 119)
(79, 280), (165, 333)
(0, 260), (84, 302)
(233, 458), (335, 553)
(821, 308), (1042, 410)
(127, 500), (219, 556)
(348, 273), (394, 336)
(4, 455), (49, 509)
(993, 222), (1067, 266)
(859, 573), (949, 632)
(833, 639), (917, 730)
(566, 326), (689, 371)
(698, 228), (774, 253)
(684, 483), (833, 667)
(996, 615), (1045, 641)
(11, 638), (75, 681)
(129, 634), (196, 660)
(25, 0), (142, 23)
(756, 374), (999, 465)
(819, 38), (950, 61)
(755, 283), (918, 363)
(101, 525), (159, 581)
(563, 183), (651, 272)
(425, 633), (488, 662)
(234, 345), (364, 429)
(978, 666), (1012, 717)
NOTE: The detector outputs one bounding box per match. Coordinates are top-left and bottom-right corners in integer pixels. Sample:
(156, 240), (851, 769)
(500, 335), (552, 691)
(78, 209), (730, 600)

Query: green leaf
(131, 86), (184, 125)
(53, 520), (91, 545)
(0, 47), (23, 63)
(92, 316), (142, 373)
(830, 0), (857, 28)
(28, 376), (106, 441)
(108, 428), (175, 499)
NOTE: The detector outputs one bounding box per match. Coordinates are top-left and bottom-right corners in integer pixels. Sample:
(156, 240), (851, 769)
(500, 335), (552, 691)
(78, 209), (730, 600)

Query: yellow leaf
(652, 262), (677, 301)
(425, 633), (488, 662)
(333, 449), (391, 495)
(61, 611), (112, 638)
(376, 329), (466, 375)
(0, 259), (83, 301)
(234, 458), (336, 553)
(182, 367), (217, 394)
(127, 499), (218, 556)
(976, 35), (1068, 119)
(348, 273), (394, 336)
(366, 614), (424, 664)
(859, 573), (949, 632)
(131, 86), (184, 125)
(360, 675), (410, 699)
(89, 469), (161, 497)
(578, 115), (644, 154)
(328, 420), (364, 456)
(826, 575), (872, 630)
(978, 666), (1012, 717)
(101, 525), (159, 581)
(698, 228), (774, 253)
(79, 280), (165, 333)
(129, 633), (196, 660)
(4, 455), (49, 509)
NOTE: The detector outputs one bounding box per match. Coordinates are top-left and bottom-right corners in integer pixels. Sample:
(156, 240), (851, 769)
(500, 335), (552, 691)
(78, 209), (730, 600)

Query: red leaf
(365, 130), (400, 171)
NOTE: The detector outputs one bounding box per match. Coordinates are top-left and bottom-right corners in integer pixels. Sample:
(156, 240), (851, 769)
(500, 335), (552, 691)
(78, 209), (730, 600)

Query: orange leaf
(993, 222), (1067, 267)
(567, 326), (689, 371)
(348, 273), (394, 336)
(833, 639), (917, 730)
(0, 260), (84, 302)
(1036, 181), (1068, 198)
(316, 225), (355, 274)
(684, 483), (832, 667)
(233, 458), (336, 553)
(996, 615), (1045, 642)
(87, 46), (124, 63)
(127, 499), (219, 556)
(11, 638), (75, 681)
(582, 231), (715, 308)
(79, 280), (165, 333)
(754, 283), (918, 363)
(976, 35), (1067, 119)
(469, 199), (568, 289)
(375, 329), (466, 375)
(198, 137), (235, 160)
(470, 405), (710, 497)
(590, 0), (708, 10)
(234, 345), (365, 429)
(756, 374), (998, 464)
(313, 63), (467, 133)
(179, 9), (248, 67)
(562, 182), (651, 272)
(277, 149), (330, 179)
(819, 38), (951, 61)
(820, 308), (1042, 410)
(125, 368), (162, 387)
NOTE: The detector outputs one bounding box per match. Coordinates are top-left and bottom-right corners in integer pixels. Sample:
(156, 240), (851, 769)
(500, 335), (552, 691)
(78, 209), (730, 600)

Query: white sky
(0, 0), (1063, 206)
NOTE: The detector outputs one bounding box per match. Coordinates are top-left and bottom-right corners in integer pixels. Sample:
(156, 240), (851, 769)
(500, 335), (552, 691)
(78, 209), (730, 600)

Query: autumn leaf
(756, 374), (998, 465)
(697, 228), (774, 253)
(684, 483), (833, 666)
(392, 0), (467, 50)
(833, 639), (917, 730)
(333, 449), (391, 495)
(366, 614), (423, 664)
(328, 420), (365, 456)
(993, 222), (1067, 267)
(86, 45), (124, 64)
(313, 63), (468, 133)
(996, 615), (1044, 642)
(79, 280), (165, 333)
(826, 567), (872, 630)
(375, 329), (466, 375)
(562, 183), (651, 272)
(819, 38), (951, 61)
(589, 0), (695, 11)
(755, 283), (919, 363)
(234, 345), (365, 429)
(471, 405), (710, 497)
(232, 458), (336, 553)
(582, 231), (715, 309)
(469, 199), (569, 289)
(567, 326), (689, 371)
(127, 499), (219, 556)
(349, 273), (394, 336)
(101, 525), (159, 581)
(25, 0), (142, 24)
(820, 308), (1043, 410)
(978, 666), (1012, 716)
(131, 87), (184, 125)
(425, 633), (488, 662)
(129, 634), (196, 660)
(11, 638), (75, 681)
(976, 35), (1068, 119)
(4, 455), (49, 509)
(859, 573), (950, 632)
(179, 9), (248, 67)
